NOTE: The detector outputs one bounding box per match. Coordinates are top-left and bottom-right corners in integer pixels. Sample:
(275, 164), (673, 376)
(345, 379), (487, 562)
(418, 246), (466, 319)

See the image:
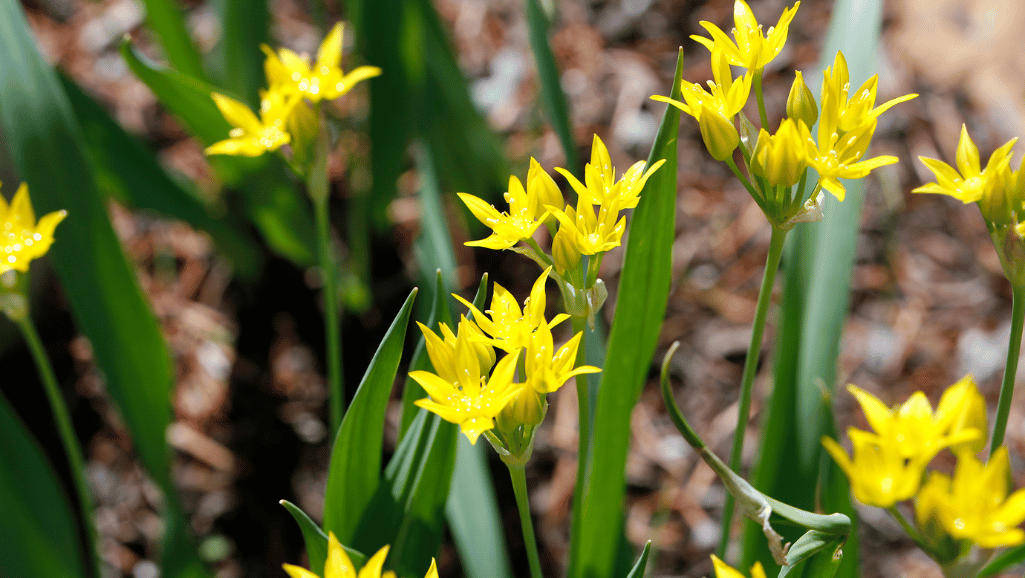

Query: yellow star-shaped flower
(0, 182), (66, 275)
(205, 89), (299, 157)
(263, 22), (382, 101)
(692, 0), (800, 72)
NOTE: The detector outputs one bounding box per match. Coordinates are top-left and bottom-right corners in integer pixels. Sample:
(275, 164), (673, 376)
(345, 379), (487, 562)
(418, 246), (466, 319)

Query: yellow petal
(326, 532), (357, 578)
(336, 66), (383, 96)
(357, 545), (390, 578)
(317, 22), (344, 73)
(11, 182), (35, 226)
(423, 558), (439, 578)
(211, 93), (263, 134)
(283, 564), (322, 578)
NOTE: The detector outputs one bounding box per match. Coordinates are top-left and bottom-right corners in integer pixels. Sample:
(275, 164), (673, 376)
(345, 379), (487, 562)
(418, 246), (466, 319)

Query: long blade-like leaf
(0, 392), (89, 578)
(569, 48), (683, 578)
(322, 289), (417, 543)
(624, 541), (652, 578)
(524, 0), (578, 172)
(280, 500), (366, 573)
(138, 0), (206, 81)
(211, 0), (268, 110)
(0, 4), (208, 577)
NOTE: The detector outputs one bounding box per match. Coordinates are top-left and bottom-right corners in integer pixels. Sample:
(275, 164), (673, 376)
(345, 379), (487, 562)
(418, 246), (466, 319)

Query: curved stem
(753, 69), (769, 130)
(18, 317), (104, 578)
(508, 463), (544, 578)
(991, 285), (1025, 453)
(716, 225), (787, 558)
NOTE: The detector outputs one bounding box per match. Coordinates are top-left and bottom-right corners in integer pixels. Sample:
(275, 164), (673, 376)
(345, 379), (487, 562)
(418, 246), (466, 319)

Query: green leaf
(353, 409), (457, 577)
(524, 0), (578, 172)
(323, 289), (418, 543)
(399, 270), (452, 438)
(119, 39), (317, 266)
(445, 438), (514, 578)
(624, 541), (652, 578)
(569, 48), (683, 578)
(279, 500), (365, 572)
(978, 543), (1025, 576)
(778, 530), (844, 578)
(0, 392), (89, 578)
(137, 0), (206, 80)
(211, 0), (268, 110)
(0, 4), (205, 576)
(745, 0), (885, 575)
(59, 73), (260, 275)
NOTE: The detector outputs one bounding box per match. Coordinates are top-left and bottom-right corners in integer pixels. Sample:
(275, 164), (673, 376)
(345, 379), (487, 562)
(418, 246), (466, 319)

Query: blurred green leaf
(138, 0), (206, 80)
(354, 409), (456, 577)
(624, 541), (652, 578)
(211, 0), (268, 110)
(323, 289), (417, 543)
(120, 39), (317, 266)
(0, 4), (206, 576)
(570, 48), (683, 578)
(280, 500), (365, 573)
(59, 73), (259, 275)
(524, 0), (578, 172)
(399, 271), (452, 438)
(978, 543), (1025, 576)
(744, 0), (885, 575)
(0, 392), (89, 578)
(445, 438), (514, 578)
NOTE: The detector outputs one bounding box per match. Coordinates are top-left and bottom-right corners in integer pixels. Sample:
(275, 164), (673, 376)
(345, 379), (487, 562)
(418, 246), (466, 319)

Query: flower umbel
(555, 135), (664, 212)
(263, 22), (382, 102)
(0, 182), (67, 275)
(691, 0), (800, 72)
(822, 429), (931, 508)
(206, 90), (298, 157)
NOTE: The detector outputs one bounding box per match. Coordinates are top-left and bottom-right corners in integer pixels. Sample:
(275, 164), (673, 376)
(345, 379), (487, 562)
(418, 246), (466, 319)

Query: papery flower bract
(913, 125), (1017, 206)
(555, 135), (664, 211)
(206, 90), (298, 157)
(459, 165), (557, 250)
(0, 182), (66, 275)
(524, 323), (600, 395)
(801, 119), (897, 202)
(262, 22), (382, 102)
(547, 196), (627, 256)
(692, 0), (800, 72)
(454, 267), (569, 352)
(820, 52), (917, 135)
(710, 554), (766, 578)
(822, 429), (930, 507)
(751, 118), (807, 188)
(411, 345), (521, 444)
(846, 383), (982, 460)
(283, 533), (396, 578)
(916, 447), (1025, 549)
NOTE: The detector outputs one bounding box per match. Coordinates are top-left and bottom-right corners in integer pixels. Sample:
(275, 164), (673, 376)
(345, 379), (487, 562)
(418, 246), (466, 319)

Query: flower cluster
(283, 532), (437, 578)
(409, 268), (599, 455)
(458, 136), (662, 318)
(824, 376), (1025, 556)
(651, 0), (915, 228)
(206, 23), (380, 158)
(914, 126), (1025, 287)
(0, 181), (66, 276)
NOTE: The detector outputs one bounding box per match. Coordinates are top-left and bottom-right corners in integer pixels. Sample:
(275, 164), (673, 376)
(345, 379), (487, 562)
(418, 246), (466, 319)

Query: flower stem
(508, 462), (544, 578)
(991, 284), (1025, 452)
(315, 196), (345, 435)
(716, 225), (787, 558)
(18, 317), (104, 578)
(887, 506), (930, 553)
(753, 69), (770, 130)
(569, 312), (590, 558)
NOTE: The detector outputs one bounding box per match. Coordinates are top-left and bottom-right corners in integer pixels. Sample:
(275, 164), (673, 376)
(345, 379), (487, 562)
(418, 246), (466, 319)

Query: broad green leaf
(569, 48), (683, 578)
(624, 541), (652, 578)
(279, 500), (365, 572)
(744, 0), (884, 575)
(445, 438), (514, 578)
(138, 0), (206, 80)
(119, 39), (317, 266)
(323, 289), (417, 543)
(59, 73), (259, 275)
(399, 271), (452, 438)
(0, 4), (205, 576)
(524, 0), (578, 172)
(211, 0), (268, 110)
(0, 392), (89, 578)
(353, 409), (456, 577)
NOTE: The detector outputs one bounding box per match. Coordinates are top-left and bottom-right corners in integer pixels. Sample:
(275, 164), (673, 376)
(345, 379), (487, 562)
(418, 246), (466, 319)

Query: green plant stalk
(753, 69), (769, 131)
(717, 225), (787, 559)
(18, 316), (103, 578)
(508, 463), (544, 578)
(569, 312), (590, 551)
(315, 196), (344, 434)
(991, 284), (1025, 452)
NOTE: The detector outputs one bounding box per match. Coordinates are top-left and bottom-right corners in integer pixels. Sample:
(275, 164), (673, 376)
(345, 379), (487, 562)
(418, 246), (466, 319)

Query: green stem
(887, 506), (930, 553)
(753, 69), (769, 130)
(716, 225), (787, 559)
(991, 284), (1025, 452)
(569, 312), (590, 561)
(509, 463), (544, 578)
(315, 197), (345, 435)
(18, 317), (103, 578)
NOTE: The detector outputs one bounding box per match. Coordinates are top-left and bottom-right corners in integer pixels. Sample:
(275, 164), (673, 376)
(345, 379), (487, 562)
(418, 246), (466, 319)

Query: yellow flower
(548, 196), (626, 256)
(551, 225), (582, 275)
(751, 118), (808, 188)
(262, 22), (382, 102)
(819, 52), (917, 135)
(934, 375), (988, 454)
(0, 182), (66, 275)
(800, 118), (897, 202)
(206, 90), (298, 157)
(916, 447), (1025, 549)
(555, 135), (664, 212)
(710, 554), (766, 578)
(523, 322), (600, 395)
(459, 161), (561, 250)
(282, 533), (396, 578)
(845, 383), (982, 460)
(913, 125), (1017, 206)
(418, 317), (496, 383)
(691, 0), (800, 71)
(822, 429), (931, 508)
(786, 70), (817, 127)
(453, 267), (569, 353)
(410, 334), (521, 444)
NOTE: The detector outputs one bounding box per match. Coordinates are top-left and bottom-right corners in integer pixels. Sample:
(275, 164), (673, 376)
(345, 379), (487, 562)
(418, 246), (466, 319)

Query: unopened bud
(786, 71), (818, 127)
(698, 107), (739, 161)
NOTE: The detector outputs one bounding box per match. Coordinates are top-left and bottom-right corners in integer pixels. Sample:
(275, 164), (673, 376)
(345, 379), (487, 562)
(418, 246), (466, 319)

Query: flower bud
(698, 107), (740, 161)
(496, 387), (547, 433)
(751, 119), (807, 188)
(552, 225), (582, 275)
(786, 70), (818, 127)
